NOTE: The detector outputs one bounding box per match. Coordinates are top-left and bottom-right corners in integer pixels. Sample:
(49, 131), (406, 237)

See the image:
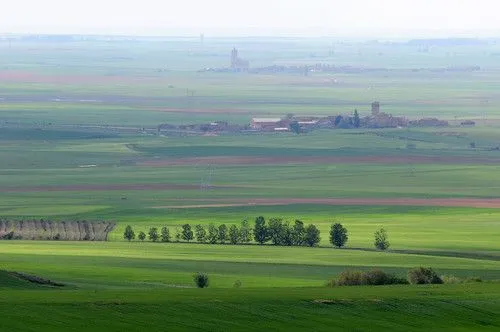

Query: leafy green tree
(181, 224), (194, 242)
(330, 223), (348, 248)
(374, 227), (390, 250)
(161, 226), (171, 243)
(353, 109), (361, 128)
(253, 216), (268, 245)
(228, 224), (240, 245)
(123, 225), (135, 241)
(282, 221), (293, 246)
(195, 225), (207, 243)
(207, 223), (218, 244)
(291, 220), (306, 246)
(267, 218), (292, 246)
(138, 231), (146, 241)
(239, 219), (252, 243)
(267, 218), (283, 245)
(218, 224), (228, 244)
(148, 227), (159, 242)
(304, 224), (321, 247)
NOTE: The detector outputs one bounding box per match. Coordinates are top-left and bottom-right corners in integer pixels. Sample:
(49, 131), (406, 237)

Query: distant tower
(371, 102), (380, 116)
(231, 48), (238, 69)
(200, 33), (205, 44)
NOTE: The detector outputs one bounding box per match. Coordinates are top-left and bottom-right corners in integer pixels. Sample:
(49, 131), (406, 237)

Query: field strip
(139, 155), (500, 166)
(0, 183), (235, 193)
(154, 197), (500, 209)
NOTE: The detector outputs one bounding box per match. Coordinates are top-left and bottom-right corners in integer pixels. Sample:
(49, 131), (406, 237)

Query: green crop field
(1, 37), (500, 331)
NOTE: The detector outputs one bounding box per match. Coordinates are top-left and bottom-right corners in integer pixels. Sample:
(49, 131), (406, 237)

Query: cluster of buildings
(158, 103), (453, 136)
(249, 102), (409, 132)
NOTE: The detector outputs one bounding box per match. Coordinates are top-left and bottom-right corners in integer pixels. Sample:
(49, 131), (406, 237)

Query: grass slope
(0, 285), (499, 331)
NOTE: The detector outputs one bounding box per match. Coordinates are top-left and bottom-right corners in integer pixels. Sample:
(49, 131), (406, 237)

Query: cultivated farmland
(0, 37), (499, 331)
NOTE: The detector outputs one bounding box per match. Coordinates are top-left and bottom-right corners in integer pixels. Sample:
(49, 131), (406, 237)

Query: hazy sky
(1, 0), (499, 37)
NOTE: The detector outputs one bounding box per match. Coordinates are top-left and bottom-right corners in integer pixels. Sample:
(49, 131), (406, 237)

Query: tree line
(124, 217), (391, 250)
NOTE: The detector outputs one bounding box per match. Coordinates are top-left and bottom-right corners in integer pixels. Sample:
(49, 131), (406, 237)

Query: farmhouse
(251, 118), (287, 131)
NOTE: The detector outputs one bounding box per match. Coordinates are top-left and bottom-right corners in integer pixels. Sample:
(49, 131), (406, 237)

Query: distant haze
(1, 0), (499, 38)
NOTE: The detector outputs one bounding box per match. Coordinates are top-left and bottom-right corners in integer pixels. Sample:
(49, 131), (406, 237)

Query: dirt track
(156, 198), (500, 209)
(140, 155), (500, 166)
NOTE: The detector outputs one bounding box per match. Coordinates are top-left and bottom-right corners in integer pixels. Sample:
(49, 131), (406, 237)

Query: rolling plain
(0, 37), (499, 331)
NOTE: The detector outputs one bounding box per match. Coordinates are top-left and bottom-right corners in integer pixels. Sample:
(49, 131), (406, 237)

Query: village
(157, 102), (455, 136)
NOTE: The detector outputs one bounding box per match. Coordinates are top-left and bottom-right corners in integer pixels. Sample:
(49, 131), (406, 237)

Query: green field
(1, 37), (500, 331)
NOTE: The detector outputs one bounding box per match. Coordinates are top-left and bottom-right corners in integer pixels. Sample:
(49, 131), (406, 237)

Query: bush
(363, 269), (408, 285)
(138, 231), (146, 241)
(331, 270), (364, 286)
(233, 280), (242, 288)
(441, 275), (482, 284)
(465, 276), (482, 283)
(407, 267), (443, 285)
(193, 273), (209, 288)
(1, 231), (15, 240)
(441, 275), (462, 284)
(328, 269), (408, 287)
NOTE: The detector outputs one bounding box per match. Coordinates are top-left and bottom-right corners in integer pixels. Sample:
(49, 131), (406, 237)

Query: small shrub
(408, 267), (443, 285)
(465, 276), (482, 283)
(441, 275), (482, 284)
(441, 275), (463, 284)
(194, 273), (209, 288)
(138, 231), (146, 241)
(2, 231), (15, 240)
(328, 269), (408, 287)
(233, 280), (242, 288)
(53, 233), (61, 241)
(334, 270), (364, 286)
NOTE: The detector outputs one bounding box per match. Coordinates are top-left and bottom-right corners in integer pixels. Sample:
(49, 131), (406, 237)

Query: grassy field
(1, 37), (500, 330)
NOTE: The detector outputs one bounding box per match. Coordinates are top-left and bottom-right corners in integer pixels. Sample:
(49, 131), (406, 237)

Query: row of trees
(124, 218), (322, 247)
(123, 218), (390, 250)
